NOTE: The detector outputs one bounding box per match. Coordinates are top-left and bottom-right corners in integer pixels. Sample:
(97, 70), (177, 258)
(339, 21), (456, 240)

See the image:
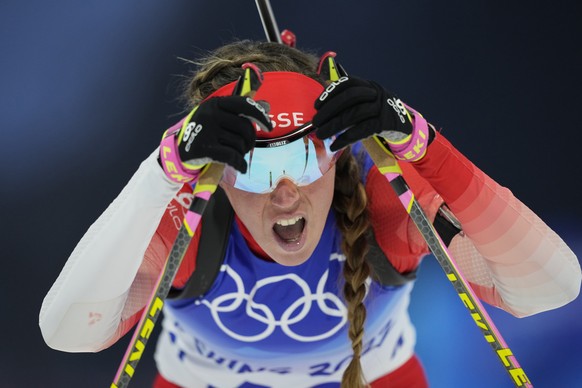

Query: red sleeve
(366, 160), (443, 274)
(411, 132), (478, 206)
(366, 131), (482, 274)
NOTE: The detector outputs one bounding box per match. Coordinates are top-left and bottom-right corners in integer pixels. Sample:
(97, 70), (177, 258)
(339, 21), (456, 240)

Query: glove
(313, 76), (431, 162)
(159, 96), (272, 184)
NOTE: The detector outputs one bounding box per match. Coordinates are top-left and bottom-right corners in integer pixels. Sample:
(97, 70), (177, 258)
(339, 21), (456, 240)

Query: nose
(270, 178), (300, 209)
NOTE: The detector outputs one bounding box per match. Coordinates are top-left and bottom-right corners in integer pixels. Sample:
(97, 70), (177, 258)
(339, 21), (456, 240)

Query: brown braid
(333, 149), (371, 388)
(183, 40), (372, 387)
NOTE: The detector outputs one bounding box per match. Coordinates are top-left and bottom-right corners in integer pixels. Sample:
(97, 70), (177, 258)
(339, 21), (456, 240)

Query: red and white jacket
(39, 132), (581, 387)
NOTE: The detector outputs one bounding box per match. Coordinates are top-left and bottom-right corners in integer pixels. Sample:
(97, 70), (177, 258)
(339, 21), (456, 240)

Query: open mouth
(273, 216), (306, 244)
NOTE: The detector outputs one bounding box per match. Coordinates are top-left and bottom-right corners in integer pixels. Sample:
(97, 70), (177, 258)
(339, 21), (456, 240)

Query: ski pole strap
(384, 106), (430, 162)
(159, 120), (203, 184)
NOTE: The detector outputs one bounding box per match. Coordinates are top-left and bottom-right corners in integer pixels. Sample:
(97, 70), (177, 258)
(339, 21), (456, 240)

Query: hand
(313, 76), (431, 161)
(159, 96), (272, 183)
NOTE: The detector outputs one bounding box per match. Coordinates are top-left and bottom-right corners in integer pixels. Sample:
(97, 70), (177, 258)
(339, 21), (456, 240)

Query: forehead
(208, 72), (324, 138)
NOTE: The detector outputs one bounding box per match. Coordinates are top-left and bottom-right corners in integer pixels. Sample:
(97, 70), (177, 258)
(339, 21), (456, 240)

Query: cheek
(305, 166), (336, 225)
(317, 165), (336, 202)
(220, 184), (266, 230)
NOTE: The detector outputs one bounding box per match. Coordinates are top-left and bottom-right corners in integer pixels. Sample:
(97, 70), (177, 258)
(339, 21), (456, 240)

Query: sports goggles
(206, 71), (340, 194)
(222, 122), (340, 193)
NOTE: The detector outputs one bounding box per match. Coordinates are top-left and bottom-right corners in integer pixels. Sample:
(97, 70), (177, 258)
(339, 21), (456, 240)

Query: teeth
(276, 216), (303, 226)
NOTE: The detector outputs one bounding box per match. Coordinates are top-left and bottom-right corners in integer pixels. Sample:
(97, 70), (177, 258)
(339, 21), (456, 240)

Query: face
(220, 165), (336, 266)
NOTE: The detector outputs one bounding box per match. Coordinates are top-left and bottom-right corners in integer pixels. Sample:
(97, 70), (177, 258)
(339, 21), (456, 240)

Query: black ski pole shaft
(255, 0), (282, 43)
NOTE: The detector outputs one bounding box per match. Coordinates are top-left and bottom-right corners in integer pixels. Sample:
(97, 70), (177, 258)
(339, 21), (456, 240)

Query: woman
(39, 40), (581, 387)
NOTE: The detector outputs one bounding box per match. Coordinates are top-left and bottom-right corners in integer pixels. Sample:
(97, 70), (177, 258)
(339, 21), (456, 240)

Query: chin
(273, 255), (310, 267)
(268, 246), (316, 267)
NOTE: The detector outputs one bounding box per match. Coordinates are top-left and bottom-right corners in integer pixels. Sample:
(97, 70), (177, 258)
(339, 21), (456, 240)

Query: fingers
(213, 96), (272, 173)
(315, 81), (376, 123)
(215, 112), (256, 154)
(329, 120), (382, 152)
(218, 96), (273, 132)
(314, 77), (374, 110)
(314, 77), (380, 143)
(208, 146), (248, 174)
(179, 97), (262, 173)
(314, 76), (415, 152)
(314, 100), (380, 140)
(314, 86), (376, 127)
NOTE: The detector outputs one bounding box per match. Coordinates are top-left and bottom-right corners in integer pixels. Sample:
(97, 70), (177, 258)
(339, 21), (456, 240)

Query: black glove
(313, 77), (414, 152)
(176, 96), (272, 173)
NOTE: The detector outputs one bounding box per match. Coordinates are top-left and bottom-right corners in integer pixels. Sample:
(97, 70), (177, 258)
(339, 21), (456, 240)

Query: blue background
(1, 1), (581, 387)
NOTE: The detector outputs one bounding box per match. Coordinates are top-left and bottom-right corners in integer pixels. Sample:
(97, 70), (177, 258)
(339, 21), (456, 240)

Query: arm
(313, 76), (581, 317)
(39, 150), (182, 352)
(412, 133), (581, 317)
(40, 93), (271, 352)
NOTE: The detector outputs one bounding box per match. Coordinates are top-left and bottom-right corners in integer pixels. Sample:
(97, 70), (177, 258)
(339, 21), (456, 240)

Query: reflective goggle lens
(222, 124), (339, 193)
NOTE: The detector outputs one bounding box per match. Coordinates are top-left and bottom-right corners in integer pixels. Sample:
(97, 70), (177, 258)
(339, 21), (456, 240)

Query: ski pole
(254, 1), (532, 386)
(255, 0), (282, 44)
(110, 63), (264, 388)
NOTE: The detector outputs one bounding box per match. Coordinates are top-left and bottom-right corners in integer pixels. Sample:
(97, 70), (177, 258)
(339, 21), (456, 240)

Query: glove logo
(245, 97), (270, 123)
(387, 98), (408, 124)
(183, 122), (203, 152)
(318, 76), (349, 102)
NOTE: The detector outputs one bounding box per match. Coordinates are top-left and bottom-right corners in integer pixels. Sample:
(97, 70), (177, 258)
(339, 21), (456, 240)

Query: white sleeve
(39, 149), (182, 352)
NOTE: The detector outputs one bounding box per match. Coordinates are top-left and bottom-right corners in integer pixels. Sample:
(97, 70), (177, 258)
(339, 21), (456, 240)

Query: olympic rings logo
(200, 264), (347, 343)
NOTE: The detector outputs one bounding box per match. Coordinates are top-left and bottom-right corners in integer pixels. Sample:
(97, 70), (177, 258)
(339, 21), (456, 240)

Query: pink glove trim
(159, 120), (201, 184)
(387, 105), (430, 162)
